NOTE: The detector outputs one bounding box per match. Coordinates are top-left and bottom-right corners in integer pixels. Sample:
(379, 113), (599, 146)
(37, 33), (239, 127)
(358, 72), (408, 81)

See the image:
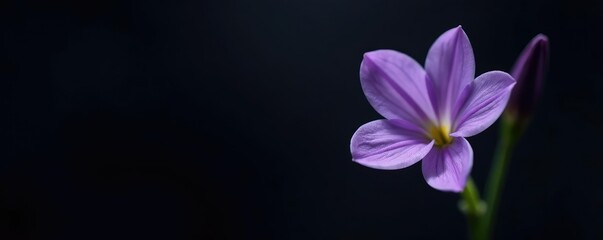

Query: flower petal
(421, 137), (473, 192)
(351, 119), (434, 170)
(451, 71), (515, 137)
(425, 26), (475, 124)
(360, 50), (437, 125)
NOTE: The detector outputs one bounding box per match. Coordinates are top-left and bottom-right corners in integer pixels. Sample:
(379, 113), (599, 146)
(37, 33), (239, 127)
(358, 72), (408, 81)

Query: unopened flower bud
(505, 34), (549, 123)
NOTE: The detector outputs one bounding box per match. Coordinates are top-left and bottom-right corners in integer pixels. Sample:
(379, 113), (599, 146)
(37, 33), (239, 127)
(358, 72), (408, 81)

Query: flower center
(429, 125), (453, 147)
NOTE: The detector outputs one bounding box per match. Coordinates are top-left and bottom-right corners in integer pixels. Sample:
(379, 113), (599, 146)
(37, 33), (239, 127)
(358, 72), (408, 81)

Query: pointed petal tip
(363, 49), (394, 58)
(531, 34), (550, 52)
(438, 25), (467, 39)
(533, 34), (549, 44)
(362, 50), (374, 58)
(362, 51), (373, 61)
(362, 50), (377, 59)
(454, 25), (466, 34)
(362, 50), (393, 64)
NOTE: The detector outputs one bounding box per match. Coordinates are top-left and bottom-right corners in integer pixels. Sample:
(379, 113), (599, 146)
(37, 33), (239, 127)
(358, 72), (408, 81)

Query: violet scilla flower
(480, 34), (550, 240)
(350, 26), (516, 192)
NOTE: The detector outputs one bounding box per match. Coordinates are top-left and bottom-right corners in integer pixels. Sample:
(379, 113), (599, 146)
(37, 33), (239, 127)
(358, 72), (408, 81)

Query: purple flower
(350, 26), (516, 192)
(506, 34), (549, 122)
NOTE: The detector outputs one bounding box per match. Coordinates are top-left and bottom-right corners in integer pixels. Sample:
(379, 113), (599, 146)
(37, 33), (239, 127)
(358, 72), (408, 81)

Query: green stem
(460, 178), (484, 240)
(480, 116), (521, 239)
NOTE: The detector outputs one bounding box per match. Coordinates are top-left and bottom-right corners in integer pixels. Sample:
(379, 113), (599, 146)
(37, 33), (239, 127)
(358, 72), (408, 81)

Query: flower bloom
(350, 26), (516, 192)
(506, 34), (549, 122)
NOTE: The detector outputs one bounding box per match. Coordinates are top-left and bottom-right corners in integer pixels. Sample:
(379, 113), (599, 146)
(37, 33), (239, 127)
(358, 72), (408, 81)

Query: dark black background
(1, 0), (602, 239)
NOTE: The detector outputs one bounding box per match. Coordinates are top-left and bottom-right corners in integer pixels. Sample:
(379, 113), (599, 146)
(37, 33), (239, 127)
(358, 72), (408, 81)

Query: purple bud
(505, 34), (549, 122)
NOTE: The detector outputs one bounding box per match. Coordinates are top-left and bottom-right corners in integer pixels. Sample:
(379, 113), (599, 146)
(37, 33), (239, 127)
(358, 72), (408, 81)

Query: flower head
(506, 34), (549, 123)
(351, 26), (515, 192)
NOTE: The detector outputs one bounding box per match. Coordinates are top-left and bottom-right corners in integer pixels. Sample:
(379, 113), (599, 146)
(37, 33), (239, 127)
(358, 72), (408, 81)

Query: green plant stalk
(461, 115), (526, 240)
(480, 115), (523, 239)
(460, 177), (484, 240)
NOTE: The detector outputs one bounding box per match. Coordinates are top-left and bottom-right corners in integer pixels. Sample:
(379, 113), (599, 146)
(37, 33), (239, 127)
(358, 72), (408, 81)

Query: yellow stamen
(429, 125), (453, 147)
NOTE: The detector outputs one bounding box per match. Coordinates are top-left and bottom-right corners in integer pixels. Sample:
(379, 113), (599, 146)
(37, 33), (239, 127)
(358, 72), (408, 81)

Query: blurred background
(1, 0), (602, 239)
